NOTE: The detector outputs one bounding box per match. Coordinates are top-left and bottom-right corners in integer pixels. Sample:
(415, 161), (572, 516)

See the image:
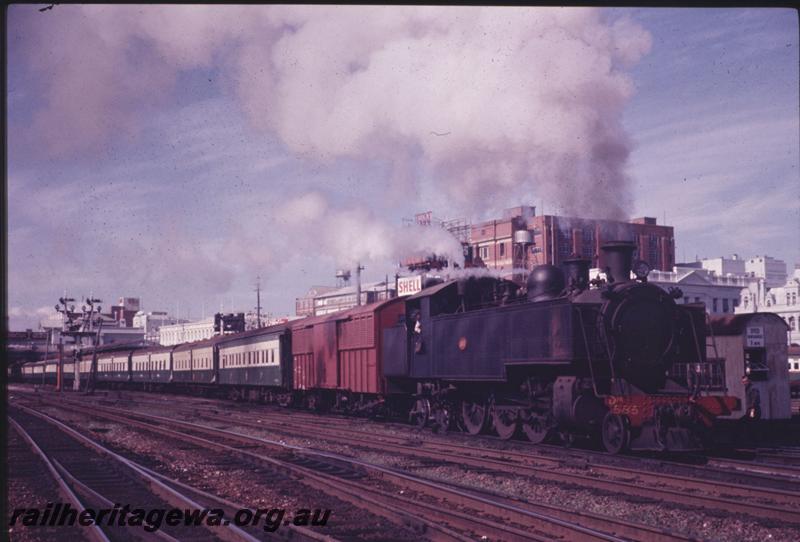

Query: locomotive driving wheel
(461, 400), (489, 435)
(521, 414), (552, 444)
(492, 406), (518, 440)
(602, 412), (630, 454)
(409, 398), (431, 429)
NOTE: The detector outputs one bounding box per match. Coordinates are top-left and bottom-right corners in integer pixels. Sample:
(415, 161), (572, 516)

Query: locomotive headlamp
(633, 260), (651, 281)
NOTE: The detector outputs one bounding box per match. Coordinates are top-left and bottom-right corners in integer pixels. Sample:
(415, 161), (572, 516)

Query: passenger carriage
(44, 358), (58, 385)
(148, 345), (174, 385)
(131, 344), (174, 388)
(172, 336), (225, 389)
(84, 342), (145, 387)
(21, 363), (34, 383)
(62, 359), (75, 388)
(217, 323), (293, 402)
(96, 351), (130, 384)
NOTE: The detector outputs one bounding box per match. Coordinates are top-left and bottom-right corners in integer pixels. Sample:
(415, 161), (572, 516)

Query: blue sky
(6, 6), (798, 330)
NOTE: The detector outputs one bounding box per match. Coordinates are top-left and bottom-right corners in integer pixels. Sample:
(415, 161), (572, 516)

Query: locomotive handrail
(688, 314), (707, 398)
(576, 307), (606, 398)
(593, 306), (620, 391)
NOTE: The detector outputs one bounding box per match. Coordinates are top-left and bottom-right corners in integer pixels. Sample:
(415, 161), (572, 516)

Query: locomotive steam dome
(527, 265), (566, 302)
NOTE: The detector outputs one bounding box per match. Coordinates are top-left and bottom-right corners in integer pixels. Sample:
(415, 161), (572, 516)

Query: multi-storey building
(646, 267), (753, 315)
(158, 317), (215, 346)
(744, 256), (788, 288)
(133, 311), (181, 343)
(295, 286), (338, 317)
(738, 266), (800, 344)
(468, 207), (674, 274)
(312, 280), (396, 316)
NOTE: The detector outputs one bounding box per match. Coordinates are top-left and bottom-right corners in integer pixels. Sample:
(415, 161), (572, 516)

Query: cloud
(12, 5), (651, 221)
(8, 6), (671, 326)
(628, 99), (798, 264)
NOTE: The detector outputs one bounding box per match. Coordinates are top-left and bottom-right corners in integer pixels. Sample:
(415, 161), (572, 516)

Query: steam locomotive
(20, 241), (739, 454)
(381, 240), (738, 452)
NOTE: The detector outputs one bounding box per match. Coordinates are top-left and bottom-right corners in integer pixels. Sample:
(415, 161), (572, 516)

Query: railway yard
(7, 384), (800, 542)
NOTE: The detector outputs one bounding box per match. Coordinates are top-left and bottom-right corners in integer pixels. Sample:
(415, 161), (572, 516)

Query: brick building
(468, 206), (674, 274)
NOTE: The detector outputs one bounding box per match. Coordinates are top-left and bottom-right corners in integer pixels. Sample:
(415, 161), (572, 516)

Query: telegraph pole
(356, 263), (364, 306)
(255, 276), (262, 328)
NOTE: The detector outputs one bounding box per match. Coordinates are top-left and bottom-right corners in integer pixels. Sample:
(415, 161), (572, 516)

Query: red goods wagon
(338, 298), (406, 394)
(291, 312), (339, 391)
(291, 298), (405, 395)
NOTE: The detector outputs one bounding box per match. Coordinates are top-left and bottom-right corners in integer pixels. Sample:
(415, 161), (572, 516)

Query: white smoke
(274, 192), (464, 269)
(13, 5), (652, 286)
(240, 6), (652, 219)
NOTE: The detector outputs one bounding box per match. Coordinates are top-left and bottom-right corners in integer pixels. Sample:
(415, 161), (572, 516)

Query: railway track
(9, 401), (459, 542)
(81, 389), (800, 496)
(16, 387), (800, 503)
(12, 393), (686, 542)
(198, 404), (800, 498)
(8, 404), (250, 542)
(89, 388), (800, 476)
(17, 385), (800, 490)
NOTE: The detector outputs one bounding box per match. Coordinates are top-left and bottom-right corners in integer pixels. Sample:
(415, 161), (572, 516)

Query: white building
(737, 266), (800, 344)
(159, 317), (215, 346)
(745, 255), (788, 288)
(133, 311), (182, 343)
(648, 267), (753, 315)
(590, 266), (753, 316)
(39, 309), (145, 346)
(692, 254), (746, 276)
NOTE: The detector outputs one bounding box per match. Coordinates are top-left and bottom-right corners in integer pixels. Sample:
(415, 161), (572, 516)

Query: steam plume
(12, 5), (652, 276)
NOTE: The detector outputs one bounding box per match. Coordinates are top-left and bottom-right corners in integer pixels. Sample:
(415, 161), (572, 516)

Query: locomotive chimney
(601, 241), (635, 284)
(562, 256), (590, 292)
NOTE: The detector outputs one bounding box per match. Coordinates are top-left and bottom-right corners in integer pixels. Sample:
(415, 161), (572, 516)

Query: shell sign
(398, 275), (423, 296)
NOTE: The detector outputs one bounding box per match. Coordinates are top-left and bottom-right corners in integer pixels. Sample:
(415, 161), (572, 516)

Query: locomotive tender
(22, 241), (740, 454)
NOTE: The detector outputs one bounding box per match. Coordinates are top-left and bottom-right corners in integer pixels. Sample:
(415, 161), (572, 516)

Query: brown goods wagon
(337, 297), (405, 394)
(291, 298), (405, 394)
(291, 312), (340, 390)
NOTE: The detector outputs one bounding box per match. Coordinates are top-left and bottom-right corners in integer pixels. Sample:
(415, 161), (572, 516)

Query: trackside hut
(710, 313), (791, 420)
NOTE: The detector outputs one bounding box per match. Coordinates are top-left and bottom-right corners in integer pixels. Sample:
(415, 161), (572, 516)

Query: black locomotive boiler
(383, 241), (738, 453)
